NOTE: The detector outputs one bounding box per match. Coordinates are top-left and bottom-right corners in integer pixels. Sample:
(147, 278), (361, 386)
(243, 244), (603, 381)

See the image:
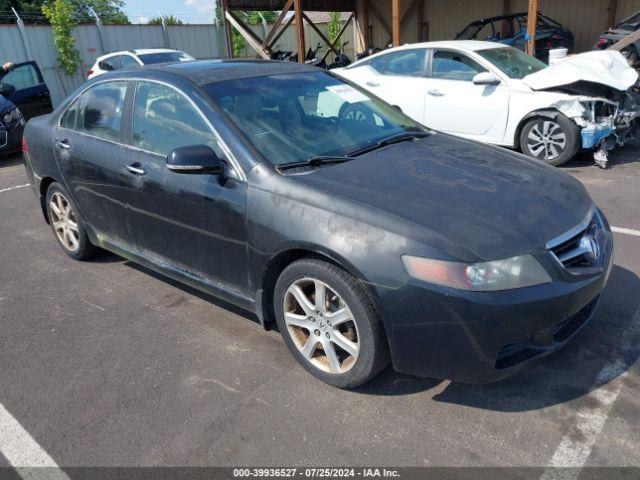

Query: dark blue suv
(0, 61), (52, 153)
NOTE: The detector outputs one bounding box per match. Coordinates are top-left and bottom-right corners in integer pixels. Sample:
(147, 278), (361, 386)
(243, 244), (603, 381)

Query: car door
(54, 81), (132, 242)
(0, 61), (52, 120)
(423, 49), (509, 142)
(121, 80), (249, 294)
(344, 49), (428, 123)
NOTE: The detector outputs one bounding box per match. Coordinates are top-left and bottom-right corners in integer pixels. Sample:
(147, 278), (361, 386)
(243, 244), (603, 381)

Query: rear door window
(74, 82), (128, 141)
(370, 49), (426, 77)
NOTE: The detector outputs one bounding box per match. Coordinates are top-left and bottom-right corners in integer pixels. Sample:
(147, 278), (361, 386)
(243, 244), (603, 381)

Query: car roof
(132, 48), (184, 55)
(142, 59), (320, 85)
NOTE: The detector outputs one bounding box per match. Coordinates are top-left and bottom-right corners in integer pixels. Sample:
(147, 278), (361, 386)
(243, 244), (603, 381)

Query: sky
(122, 0), (218, 24)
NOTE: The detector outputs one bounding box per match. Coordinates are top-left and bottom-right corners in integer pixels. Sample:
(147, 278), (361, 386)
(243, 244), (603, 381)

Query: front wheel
(274, 259), (389, 389)
(519, 114), (580, 166)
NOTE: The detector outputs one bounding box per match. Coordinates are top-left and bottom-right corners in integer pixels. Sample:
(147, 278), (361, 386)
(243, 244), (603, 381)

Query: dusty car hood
(523, 50), (638, 92)
(293, 134), (593, 261)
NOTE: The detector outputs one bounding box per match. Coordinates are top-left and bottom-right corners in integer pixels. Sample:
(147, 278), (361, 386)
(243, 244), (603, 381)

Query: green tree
(0, 0), (128, 25)
(327, 11), (341, 43)
(148, 14), (183, 26)
(41, 0), (79, 74)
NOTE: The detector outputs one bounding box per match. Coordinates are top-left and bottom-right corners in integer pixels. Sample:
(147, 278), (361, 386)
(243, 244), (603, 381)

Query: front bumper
(374, 230), (613, 384)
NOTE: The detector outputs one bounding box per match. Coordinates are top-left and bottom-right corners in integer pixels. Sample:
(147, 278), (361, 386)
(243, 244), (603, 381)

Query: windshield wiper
(277, 155), (351, 172)
(347, 131), (431, 157)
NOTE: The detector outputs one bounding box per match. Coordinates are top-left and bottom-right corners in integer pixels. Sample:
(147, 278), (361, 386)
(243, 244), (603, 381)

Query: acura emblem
(579, 233), (599, 263)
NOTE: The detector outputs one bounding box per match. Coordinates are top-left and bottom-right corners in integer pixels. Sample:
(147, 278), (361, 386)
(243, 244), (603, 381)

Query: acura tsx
(23, 60), (613, 388)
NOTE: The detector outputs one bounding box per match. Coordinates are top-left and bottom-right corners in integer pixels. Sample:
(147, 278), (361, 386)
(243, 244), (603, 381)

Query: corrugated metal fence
(0, 24), (227, 107)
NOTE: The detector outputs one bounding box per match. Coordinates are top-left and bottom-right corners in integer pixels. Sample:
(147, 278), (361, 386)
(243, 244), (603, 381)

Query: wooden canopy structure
(221, 0), (357, 62)
(220, 0), (634, 63)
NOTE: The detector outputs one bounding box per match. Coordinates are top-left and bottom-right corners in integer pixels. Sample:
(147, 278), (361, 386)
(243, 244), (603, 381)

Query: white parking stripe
(540, 306), (640, 480)
(612, 226), (640, 238)
(0, 403), (70, 480)
(0, 184), (29, 194)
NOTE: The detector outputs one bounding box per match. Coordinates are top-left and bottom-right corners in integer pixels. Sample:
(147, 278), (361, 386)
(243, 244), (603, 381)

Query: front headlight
(402, 254), (551, 292)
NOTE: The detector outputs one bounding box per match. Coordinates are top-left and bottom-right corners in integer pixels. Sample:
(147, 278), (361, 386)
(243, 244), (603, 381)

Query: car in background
(87, 48), (195, 79)
(23, 60), (612, 388)
(0, 61), (52, 153)
(335, 41), (640, 167)
(456, 12), (574, 62)
(593, 10), (640, 69)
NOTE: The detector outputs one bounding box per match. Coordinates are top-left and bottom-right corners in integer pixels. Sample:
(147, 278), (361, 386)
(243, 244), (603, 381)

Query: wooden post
(392, 0), (400, 47)
(362, 0), (370, 48)
(220, 0), (233, 58)
(294, 0), (305, 63)
(607, 0), (618, 29)
(501, 0), (510, 39)
(257, 0), (294, 57)
(303, 12), (339, 55)
(417, 0), (424, 42)
(526, 0), (538, 56)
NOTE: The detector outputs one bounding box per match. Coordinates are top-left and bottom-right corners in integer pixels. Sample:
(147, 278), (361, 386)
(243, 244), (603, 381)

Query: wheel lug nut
(314, 329), (320, 336)
(325, 332), (330, 339)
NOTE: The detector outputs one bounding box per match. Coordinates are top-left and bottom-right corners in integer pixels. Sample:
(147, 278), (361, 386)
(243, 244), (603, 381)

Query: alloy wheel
(49, 192), (80, 253)
(283, 278), (359, 374)
(526, 120), (567, 160)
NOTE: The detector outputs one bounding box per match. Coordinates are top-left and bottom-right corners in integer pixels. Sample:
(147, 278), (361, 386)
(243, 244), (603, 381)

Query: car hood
(293, 134), (593, 261)
(523, 50), (638, 92)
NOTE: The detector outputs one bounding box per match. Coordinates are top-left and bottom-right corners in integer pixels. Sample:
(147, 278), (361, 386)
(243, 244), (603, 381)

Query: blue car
(0, 61), (52, 153)
(456, 12), (575, 62)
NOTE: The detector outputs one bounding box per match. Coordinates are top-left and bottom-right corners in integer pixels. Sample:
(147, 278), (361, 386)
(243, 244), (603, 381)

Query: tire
(274, 258), (389, 389)
(45, 182), (97, 260)
(519, 113), (580, 167)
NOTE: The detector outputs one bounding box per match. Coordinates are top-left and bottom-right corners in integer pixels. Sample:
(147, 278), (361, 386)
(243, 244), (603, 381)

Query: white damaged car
(335, 40), (640, 167)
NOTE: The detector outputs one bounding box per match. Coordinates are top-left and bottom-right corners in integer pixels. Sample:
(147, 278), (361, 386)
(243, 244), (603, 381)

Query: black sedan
(23, 60), (613, 388)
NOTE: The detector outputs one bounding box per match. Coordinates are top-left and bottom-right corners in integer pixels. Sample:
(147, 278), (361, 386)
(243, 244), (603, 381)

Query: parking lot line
(0, 184), (29, 194)
(611, 226), (640, 238)
(539, 305), (640, 479)
(0, 403), (70, 480)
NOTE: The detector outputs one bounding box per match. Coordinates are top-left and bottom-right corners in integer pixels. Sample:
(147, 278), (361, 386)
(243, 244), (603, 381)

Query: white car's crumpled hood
(523, 50), (639, 92)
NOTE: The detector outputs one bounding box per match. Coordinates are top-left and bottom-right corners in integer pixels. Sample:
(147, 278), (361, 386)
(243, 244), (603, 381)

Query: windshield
(138, 51), (194, 65)
(477, 47), (547, 79)
(204, 71), (423, 166)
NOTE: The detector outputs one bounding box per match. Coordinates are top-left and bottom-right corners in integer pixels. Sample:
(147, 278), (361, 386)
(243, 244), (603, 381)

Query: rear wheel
(46, 183), (96, 260)
(274, 259), (389, 389)
(519, 114), (580, 166)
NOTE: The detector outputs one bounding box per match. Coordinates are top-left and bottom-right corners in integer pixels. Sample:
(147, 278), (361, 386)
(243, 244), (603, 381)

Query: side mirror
(0, 82), (16, 96)
(473, 72), (501, 85)
(98, 61), (115, 71)
(166, 145), (225, 175)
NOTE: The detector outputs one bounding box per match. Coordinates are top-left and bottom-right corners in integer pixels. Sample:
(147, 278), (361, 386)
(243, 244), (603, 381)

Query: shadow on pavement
(356, 265), (640, 409)
(0, 153), (23, 168)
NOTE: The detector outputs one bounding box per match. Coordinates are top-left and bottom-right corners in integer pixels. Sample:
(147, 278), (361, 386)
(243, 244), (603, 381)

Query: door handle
(125, 164), (146, 176)
(55, 139), (71, 150)
(427, 89), (444, 97)
(366, 81), (380, 87)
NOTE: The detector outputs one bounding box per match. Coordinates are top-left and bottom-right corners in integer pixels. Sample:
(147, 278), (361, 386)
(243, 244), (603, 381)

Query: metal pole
(11, 7), (33, 60)
(88, 6), (106, 55)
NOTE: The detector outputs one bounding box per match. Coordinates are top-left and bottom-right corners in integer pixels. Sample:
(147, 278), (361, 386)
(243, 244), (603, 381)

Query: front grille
(547, 211), (606, 271)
